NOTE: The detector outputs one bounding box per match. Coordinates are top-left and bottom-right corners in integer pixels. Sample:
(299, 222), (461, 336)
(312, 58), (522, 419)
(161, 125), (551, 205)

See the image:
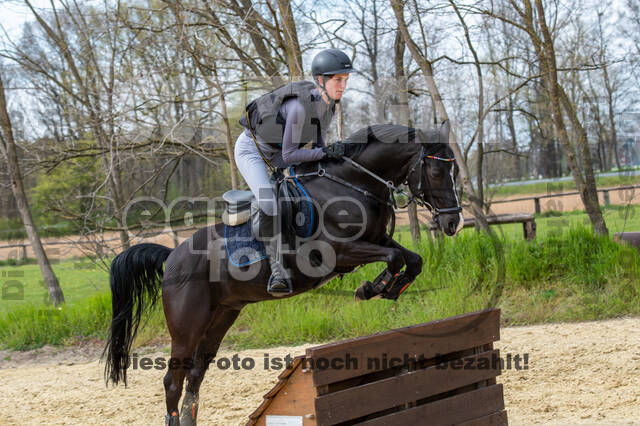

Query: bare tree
(449, 0), (487, 206)
(390, 0), (492, 232)
(0, 69), (64, 306)
(392, 28), (421, 242)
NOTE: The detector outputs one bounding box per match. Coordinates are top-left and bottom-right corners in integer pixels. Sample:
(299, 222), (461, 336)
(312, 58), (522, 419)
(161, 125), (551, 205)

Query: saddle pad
(224, 222), (266, 267)
(284, 168), (315, 238)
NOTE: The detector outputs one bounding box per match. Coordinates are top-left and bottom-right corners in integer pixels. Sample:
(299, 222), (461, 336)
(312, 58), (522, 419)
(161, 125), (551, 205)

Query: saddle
(222, 168), (316, 241)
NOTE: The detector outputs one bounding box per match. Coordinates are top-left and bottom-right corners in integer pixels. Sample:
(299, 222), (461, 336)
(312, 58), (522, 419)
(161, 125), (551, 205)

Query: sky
(0, 0), (48, 41)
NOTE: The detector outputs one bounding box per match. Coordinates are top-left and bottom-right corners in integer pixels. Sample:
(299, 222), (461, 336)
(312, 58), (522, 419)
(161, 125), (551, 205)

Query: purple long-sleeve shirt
(244, 88), (334, 167)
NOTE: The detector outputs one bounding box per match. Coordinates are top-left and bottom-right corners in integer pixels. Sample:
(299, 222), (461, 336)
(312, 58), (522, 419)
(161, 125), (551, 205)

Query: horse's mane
(342, 124), (446, 159)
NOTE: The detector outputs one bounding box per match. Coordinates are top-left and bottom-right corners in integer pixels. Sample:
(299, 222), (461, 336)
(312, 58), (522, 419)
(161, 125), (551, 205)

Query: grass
(0, 255), (169, 350)
(224, 224), (640, 348)
(0, 257), (110, 315)
(3, 218), (638, 351)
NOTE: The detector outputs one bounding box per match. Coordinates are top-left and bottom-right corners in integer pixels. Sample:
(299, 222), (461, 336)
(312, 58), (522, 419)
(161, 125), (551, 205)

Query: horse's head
(406, 120), (463, 236)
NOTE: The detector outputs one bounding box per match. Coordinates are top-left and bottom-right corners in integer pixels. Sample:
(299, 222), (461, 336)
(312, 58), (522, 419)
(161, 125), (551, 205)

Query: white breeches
(234, 131), (278, 216)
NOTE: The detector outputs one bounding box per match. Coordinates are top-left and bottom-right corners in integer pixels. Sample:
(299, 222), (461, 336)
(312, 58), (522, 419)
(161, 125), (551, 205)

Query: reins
(247, 107), (462, 238)
(286, 144), (462, 240)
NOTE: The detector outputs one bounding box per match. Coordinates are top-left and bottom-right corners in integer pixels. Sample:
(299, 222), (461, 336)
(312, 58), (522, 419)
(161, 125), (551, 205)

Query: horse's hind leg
(162, 282), (214, 425)
(180, 307), (241, 426)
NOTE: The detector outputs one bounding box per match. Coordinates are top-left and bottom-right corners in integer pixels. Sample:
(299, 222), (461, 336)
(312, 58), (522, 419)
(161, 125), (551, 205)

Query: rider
(235, 48), (354, 296)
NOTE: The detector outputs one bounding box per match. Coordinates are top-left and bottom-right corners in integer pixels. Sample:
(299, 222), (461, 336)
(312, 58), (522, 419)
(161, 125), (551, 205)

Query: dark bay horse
(103, 122), (462, 425)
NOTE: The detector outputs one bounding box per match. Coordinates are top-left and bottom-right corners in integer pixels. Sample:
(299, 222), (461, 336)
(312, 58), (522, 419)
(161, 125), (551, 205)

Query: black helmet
(311, 49), (355, 76)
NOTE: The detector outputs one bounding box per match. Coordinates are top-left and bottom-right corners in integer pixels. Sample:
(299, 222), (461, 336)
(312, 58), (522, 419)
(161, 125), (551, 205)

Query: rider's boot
(258, 210), (292, 296)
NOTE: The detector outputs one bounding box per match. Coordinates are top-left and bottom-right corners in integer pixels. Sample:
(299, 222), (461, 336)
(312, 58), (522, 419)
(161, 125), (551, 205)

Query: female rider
(235, 48), (354, 295)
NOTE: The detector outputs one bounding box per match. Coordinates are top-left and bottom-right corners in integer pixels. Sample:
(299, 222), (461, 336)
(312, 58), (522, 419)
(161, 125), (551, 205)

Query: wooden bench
(613, 232), (640, 252)
(428, 213), (536, 240)
(247, 309), (507, 426)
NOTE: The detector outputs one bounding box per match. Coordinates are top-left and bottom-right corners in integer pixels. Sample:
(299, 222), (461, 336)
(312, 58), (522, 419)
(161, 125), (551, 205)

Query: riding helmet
(311, 49), (355, 76)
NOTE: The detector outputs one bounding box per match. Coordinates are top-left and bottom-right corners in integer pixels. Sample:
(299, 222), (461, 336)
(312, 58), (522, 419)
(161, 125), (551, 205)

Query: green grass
(224, 225), (640, 348)
(488, 172), (640, 198)
(1, 220), (639, 351)
(0, 255), (170, 350)
(0, 257), (110, 315)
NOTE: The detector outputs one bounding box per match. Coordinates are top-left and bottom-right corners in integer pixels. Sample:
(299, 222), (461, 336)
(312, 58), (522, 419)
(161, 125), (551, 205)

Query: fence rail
(2, 184), (638, 261)
(490, 184), (640, 213)
(396, 184), (640, 215)
(0, 225), (199, 260)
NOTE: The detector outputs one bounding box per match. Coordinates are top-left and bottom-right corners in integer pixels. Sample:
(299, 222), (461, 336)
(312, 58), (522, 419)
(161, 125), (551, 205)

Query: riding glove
(322, 142), (346, 160)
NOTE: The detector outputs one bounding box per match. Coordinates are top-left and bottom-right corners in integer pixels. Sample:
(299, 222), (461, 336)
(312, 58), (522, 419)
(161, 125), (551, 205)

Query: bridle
(404, 144), (463, 224)
(286, 144), (462, 237)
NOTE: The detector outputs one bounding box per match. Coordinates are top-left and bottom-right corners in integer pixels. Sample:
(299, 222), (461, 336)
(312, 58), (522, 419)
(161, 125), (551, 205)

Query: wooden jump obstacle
(247, 309), (507, 426)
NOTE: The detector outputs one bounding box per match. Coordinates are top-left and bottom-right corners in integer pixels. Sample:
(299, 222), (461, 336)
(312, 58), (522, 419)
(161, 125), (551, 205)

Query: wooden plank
(428, 215), (535, 232)
(247, 399), (272, 425)
(314, 350), (502, 425)
(523, 221), (536, 240)
(263, 380), (287, 399)
(358, 384), (505, 426)
(306, 309), (500, 387)
(250, 366), (318, 426)
(278, 356), (304, 380)
(614, 232), (640, 249)
(456, 410), (508, 426)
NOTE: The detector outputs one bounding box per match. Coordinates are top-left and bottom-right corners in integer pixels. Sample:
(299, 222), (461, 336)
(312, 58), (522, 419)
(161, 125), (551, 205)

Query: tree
(480, 0), (607, 235)
(0, 68), (64, 306)
(391, 0), (492, 232)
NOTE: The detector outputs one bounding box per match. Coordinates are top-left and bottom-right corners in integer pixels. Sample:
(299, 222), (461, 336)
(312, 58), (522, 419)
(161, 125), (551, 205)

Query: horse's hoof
(354, 281), (382, 301)
(165, 410), (180, 426)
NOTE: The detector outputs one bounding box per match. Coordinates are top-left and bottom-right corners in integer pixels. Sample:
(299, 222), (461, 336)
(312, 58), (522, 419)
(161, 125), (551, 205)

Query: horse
(102, 121), (463, 425)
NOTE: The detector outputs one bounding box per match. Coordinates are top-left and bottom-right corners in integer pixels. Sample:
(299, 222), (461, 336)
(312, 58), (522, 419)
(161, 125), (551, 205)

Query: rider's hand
(322, 141), (346, 160)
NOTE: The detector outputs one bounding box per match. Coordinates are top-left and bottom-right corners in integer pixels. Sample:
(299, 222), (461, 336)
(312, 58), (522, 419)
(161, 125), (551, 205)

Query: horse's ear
(439, 120), (450, 142)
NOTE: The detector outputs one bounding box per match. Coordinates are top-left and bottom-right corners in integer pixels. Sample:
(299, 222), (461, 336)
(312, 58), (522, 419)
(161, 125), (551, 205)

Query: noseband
(405, 145), (462, 223)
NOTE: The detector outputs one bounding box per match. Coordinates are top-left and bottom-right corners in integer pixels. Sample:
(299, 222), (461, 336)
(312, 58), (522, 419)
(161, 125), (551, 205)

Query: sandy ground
(0, 317), (638, 425)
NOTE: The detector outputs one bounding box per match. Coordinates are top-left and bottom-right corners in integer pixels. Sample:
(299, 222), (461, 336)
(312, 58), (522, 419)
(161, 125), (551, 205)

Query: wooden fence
(248, 309), (507, 426)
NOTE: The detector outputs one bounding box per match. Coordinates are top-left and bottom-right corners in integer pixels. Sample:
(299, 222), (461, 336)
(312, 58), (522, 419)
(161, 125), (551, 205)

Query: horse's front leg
(334, 240), (406, 275)
(384, 238), (422, 281)
(351, 238), (422, 301)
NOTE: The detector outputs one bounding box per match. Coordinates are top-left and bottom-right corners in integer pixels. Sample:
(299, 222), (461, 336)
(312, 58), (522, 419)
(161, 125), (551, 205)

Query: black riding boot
(258, 210), (292, 296)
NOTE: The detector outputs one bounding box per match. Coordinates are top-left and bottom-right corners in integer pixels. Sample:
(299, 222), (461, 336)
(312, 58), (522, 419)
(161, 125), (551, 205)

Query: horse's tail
(102, 243), (172, 386)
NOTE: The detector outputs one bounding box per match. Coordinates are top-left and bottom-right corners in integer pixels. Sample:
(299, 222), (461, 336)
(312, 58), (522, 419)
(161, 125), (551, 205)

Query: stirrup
(267, 274), (292, 296)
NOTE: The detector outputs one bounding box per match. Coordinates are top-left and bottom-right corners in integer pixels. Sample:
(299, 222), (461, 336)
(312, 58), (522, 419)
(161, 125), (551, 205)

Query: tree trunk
(213, 68), (240, 189)
(276, 0), (303, 78)
(528, 0), (607, 235)
(450, 0), (485, 209)
(602, 62), (621, 170)
(506, 96), (521, 179)
(394, 28), (421, 243)
(0, 72), (65, 306)
(391, 0), (491, 232)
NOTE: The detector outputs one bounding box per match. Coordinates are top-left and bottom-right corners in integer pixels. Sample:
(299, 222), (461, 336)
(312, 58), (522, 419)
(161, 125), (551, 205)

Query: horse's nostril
(449, 221), (456, 234)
